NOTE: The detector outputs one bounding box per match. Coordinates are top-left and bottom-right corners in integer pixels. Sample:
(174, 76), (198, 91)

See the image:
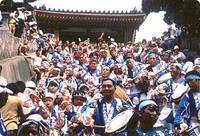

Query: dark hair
(48, 82), (58, 88)
(72, 90), (86, 102)
(15, 81), (26, 93)
(17, 120), (49, 136)
(72, 90), (85, 97)
(101, 78), (116, 88)
(185, 70), (200, 82)
(6, 83), (19, 95)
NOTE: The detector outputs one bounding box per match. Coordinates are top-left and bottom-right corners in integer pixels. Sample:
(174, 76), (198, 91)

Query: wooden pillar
(124, 27), (134, 43)
(54, 30), (60, 44)
(132, 29), (136, 42)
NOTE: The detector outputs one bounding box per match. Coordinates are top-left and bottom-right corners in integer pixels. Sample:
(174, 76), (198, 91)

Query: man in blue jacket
(174, 70), (200, 133)
(80, 78), (131, 135)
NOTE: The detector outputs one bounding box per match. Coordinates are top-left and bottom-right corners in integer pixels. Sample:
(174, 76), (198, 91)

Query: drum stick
(160, 92), (173, 95)
(93, 125), (105, 128)
(67, 122), (105, 129)
(185, 126), (199, 133)
(127, 95), (135, 108)
(178, 126), (199, 134)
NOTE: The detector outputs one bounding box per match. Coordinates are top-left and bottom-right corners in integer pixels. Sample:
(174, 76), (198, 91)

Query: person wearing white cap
(172, 45), (186, 62)
(42, 92), (66, 135)
(164, 63), (185, 103)
(18, 81), (36, 115)
(41, 92), (57, 128)
(25, 80), (36, 90)
(193, 57), (200, 73)
(17, 114), (49, 136)
(194, 57), (200, 66)
(182, 60), (194, 73)
(0, 86), (25, 136)
(47, 79), (59, 94)
(42, 92), (55, 113)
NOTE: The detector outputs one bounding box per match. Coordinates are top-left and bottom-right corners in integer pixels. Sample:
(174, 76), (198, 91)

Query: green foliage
(142, 0), (200, 37)
(0, 0), (34, 11)
(0, 0), (14, 11)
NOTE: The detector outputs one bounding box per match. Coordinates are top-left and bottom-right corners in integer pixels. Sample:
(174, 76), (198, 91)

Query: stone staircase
(0, 12), (35, 83)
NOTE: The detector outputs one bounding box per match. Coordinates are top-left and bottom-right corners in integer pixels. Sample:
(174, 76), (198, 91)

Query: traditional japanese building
(34, 7), (145, 43)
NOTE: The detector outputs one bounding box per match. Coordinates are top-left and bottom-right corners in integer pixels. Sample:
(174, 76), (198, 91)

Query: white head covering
(26, 81), (36, 89)
(0, 77), (7, 87)
(172, 84), (189, 100)
(44, 92), (55, 100)
(183, 61), (194, 73)
(0, 87), (13, 94)
(27, 114), (44, 122)
(194, 57), (200, 66)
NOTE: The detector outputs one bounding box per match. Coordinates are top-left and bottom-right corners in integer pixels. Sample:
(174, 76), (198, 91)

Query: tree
(0, 0), (14, 11)
(142, 0), (200, 37)
(0, 0), (34, 11)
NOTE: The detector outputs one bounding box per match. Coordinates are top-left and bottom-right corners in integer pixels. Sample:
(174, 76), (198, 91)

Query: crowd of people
(0, 6), (200, 136)
(2, 7), (39, 55)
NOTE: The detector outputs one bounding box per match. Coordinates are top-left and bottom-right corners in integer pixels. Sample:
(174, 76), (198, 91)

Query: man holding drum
(175, 70), (200, 134)
(135, 99), (170, 136)
(79, 78), (131, 135)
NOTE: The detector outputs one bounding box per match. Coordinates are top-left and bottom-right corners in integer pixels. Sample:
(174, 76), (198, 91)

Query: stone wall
(0, 30), (23, 60)
(0, 56), (34, 83)
(0, 12), (36, 83)
(0, 12), (22, 60)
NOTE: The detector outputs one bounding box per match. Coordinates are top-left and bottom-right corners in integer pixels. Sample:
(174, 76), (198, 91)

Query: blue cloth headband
(148, 52), (156, 57)
(138, 100), (158, 111)
(185, 75), (200, 81)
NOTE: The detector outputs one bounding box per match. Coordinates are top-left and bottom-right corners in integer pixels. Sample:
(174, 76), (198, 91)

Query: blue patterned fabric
(127, 64), (143, 78)
(90, 98), (129, 135)
(0, 113), (9, 136)
(136, 126), (170, 136)
(175, 89), (198, 125)
(99, 57), (113, 66)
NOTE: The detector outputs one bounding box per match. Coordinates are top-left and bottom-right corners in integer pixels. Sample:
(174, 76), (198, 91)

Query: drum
(187, 126), (200, 136)
(172, 84), (189, 102)
(105, 109), (134, 134)
(156, 72), (172, 84)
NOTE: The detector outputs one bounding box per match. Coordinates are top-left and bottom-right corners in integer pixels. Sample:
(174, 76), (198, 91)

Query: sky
(16, 0), (142, 11)
(135, 11), (169, 42)
(13, 0), (172, 42)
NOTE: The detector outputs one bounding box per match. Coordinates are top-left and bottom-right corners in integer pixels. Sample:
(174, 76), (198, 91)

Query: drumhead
(157, 72), (171, 84)
(105, 109), (133, 133)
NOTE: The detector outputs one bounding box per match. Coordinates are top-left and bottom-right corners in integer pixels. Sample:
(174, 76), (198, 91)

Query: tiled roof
(34, 6), (144, 16)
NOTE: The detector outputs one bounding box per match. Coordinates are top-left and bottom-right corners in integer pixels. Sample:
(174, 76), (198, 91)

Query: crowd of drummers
(0, 8), (200, 135)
